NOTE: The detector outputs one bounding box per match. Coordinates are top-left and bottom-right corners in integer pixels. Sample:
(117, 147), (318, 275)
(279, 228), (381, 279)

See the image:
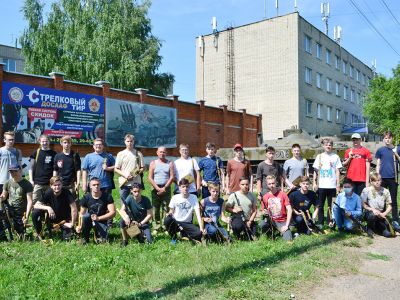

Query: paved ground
(305, 235), (400, 300)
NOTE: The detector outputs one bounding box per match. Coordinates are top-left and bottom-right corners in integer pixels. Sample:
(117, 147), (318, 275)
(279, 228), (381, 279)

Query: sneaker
(392, 221), (400, 233)
(170, 239), (177, 245)
(293, 233), (300, 239)
(120, 240), (128, 247)
(366, 228), (374, 238)
(316, 224), (323, 231)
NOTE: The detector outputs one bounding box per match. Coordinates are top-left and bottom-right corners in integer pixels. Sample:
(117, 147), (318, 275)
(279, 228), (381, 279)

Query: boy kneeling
(200, 183), (230, 242)
(261, 175), (293, 241)
(164, 178), (204, 244)
(119, 183), (153, 246)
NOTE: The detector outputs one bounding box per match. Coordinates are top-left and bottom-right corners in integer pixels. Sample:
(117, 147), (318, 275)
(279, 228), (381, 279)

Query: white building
(196, 13), (373, 141)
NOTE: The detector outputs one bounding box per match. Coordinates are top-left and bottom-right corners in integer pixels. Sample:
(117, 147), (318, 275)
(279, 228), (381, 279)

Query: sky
(1, 0), (400, 103)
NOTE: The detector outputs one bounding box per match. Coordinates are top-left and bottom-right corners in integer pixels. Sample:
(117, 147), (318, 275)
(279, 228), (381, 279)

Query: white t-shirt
(169, 193), (199, 222)
(312, 152), (342, 189)
(173, 157), (200, 193)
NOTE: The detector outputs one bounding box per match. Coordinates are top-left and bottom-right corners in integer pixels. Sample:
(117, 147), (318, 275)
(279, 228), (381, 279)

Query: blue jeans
(120, 187), (131, 205)
(205, 223), (229, 240)
(333, 207), (359, 231)
(82, 213), (109, 242)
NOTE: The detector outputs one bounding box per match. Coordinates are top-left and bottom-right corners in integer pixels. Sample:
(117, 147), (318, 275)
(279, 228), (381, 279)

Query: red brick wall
(0, 66), (262, 157)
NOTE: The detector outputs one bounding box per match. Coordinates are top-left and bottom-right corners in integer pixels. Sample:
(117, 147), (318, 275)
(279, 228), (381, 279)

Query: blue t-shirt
(334, 192), (362, 218)
(82, 152), (115, 189)
(198, 156), (224, 183)
(203, 197), (224, 224)
(375, 146), (400, 179)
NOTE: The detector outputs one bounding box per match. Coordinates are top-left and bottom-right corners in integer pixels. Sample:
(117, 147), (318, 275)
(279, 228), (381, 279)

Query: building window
(326, 77), (332, 93)
(361, 73), (365, 85)
(357, 92), (361, 105)
(327, 106), (332, 122)
(3, 59), (16, 72)
(342, 60), (347, 75)
(356, 69), (360, 82)
(351, 114), (357, 125)
(350, 89), (355, 102)
(317, 104), (322, 119)
(344, 112), (348, 124)
(304, 35), (312, 53)
(366, 77), (370, 86)
(306, 100), (312, 116)
(316, 43), (322, 59)
(344, 86), (348, 100)
(349, 64), (354, 78)
(316, 73), (322, 89)
(326, 49), (331, 65)
(336, 109), (341, 123)
(305, 67), (312, 84)
(335, 82), (340, 96)
(335, 55), (340, 70)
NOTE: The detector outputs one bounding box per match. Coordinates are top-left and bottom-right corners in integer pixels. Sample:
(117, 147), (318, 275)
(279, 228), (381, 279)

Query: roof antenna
(321, 2), (330, 35)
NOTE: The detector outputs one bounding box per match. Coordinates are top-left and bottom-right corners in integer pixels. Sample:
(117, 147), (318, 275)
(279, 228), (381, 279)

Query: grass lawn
(0, 173), (369, 299)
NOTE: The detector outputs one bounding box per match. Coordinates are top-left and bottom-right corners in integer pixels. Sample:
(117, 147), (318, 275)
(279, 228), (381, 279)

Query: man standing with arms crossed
(114, 134), (144, 203)
(29, 135), (57, 204)
(342, 133), (372, 196)
(173, 144), (201, 196)
(375, 131), (400, 232)
(148, 146), (174, 228)
(0, 132), (22, 194)
(283, 144), (309, 191)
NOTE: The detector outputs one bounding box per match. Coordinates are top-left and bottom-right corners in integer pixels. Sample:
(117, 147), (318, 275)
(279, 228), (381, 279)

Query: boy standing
(313, 138), (342, 226)
(225, 144), (252, 195)
(198, 142), (225, 198)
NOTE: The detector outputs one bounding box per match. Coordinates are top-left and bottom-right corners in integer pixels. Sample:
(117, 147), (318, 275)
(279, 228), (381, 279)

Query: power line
(348, 0), (400, 57)
(379, 0), (400, 27)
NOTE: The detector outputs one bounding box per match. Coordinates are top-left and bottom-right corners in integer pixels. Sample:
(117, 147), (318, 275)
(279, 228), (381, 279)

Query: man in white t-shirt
(312, 138), (342, 226)
(164, 178), (204, 244)
(173, 144), (201, 196)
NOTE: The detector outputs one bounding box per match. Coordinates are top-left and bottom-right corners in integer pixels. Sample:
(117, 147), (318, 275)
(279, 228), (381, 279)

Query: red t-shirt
(227, 159), (251, 192)
(344, 147), (372, 182)
(262, 190), (290, 223)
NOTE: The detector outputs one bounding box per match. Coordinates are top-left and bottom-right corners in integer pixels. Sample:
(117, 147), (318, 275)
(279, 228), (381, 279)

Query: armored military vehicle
(217, 128), (383, 167)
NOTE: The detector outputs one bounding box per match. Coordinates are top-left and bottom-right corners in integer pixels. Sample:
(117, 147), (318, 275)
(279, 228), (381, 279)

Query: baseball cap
(8, 163), (21, 171)
(233, 143), (243, 150)
(351, 133), (361, 139)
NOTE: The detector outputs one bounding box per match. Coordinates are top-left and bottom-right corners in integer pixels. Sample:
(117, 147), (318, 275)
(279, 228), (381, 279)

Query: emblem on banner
(88, 98), (100, 112)
(8, 87), (24, 103)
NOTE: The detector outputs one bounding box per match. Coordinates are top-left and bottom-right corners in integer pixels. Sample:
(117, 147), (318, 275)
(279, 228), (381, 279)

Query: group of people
(0, 130), (399, 246)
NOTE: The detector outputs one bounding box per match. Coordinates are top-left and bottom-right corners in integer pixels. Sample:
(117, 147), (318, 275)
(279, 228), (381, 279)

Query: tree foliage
(363, 64), (400, 138)
(20, 0), (174, 96)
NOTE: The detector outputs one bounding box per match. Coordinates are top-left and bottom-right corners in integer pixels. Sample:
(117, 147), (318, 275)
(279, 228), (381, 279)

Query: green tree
(363, 64), (400, 138)
(20, 0), (174, 96)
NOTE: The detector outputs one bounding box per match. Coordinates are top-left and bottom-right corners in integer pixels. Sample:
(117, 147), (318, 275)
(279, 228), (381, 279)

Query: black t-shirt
(42, 188), (74, 223)
(124, 195), (152, 222)
(289, 190), (317, 212)
(256, 161), (284, 194)
(54, 151), (81, 186)
(80, 193), (114, 222)
(30, 149), (57, 185)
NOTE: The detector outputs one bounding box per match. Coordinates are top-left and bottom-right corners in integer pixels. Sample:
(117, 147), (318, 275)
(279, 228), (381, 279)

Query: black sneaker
(120, 240), (128, 247)
(392, 221), (400, 233)
(366, 228), (374, 238)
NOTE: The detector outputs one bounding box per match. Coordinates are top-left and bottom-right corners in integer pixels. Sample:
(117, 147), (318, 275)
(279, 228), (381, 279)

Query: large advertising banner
(2, 81), (104, 144)
(106, 98), (176, 148)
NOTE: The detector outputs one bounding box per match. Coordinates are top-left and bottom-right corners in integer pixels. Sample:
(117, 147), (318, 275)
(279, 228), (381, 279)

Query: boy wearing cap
(198, 142), (225, 198)
(343, 133), (372, 196)
(225, 144), (252, 194)
(0, 164), (33, 239)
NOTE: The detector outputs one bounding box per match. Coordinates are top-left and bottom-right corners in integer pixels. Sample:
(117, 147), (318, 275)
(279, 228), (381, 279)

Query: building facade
(0, 44), (25, 73)
(196, 12), (373, 141)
